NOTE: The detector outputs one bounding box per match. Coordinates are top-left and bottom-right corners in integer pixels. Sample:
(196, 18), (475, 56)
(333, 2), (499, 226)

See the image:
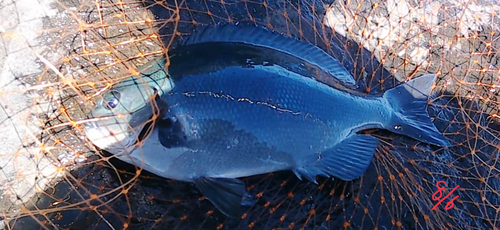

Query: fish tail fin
(383, 74), (450, 147)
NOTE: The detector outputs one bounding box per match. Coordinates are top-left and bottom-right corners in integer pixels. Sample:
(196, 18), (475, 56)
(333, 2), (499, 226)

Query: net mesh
(0, 0), (499, 229)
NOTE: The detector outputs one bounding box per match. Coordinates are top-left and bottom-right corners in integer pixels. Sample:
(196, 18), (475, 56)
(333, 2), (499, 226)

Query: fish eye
(102, 90), (121, 109)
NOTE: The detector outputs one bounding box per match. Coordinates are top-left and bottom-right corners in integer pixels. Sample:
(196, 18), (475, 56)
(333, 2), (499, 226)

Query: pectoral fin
(158, 116), (188, 148)
(194, 177), (245, 218)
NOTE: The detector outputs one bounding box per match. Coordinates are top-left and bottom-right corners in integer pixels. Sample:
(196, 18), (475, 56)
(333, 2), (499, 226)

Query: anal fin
(317, 134), (379, 181)
(194, 177), (245, 218)
(295, 134), (379, 182)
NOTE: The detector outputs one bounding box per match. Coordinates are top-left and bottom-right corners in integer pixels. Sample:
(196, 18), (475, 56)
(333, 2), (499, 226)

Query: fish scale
(84, 23), (450, 218)
(165, 64), (380, 154)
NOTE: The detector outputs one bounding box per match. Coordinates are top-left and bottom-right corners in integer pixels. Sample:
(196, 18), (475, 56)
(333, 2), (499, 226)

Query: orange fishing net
(0, 0), (498, 229)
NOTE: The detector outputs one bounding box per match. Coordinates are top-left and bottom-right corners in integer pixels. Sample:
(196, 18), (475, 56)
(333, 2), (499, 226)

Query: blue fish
(84, 24), (450, 217)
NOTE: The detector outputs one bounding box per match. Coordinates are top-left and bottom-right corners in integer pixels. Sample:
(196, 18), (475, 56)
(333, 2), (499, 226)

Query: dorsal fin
(181, 23), (356, 86)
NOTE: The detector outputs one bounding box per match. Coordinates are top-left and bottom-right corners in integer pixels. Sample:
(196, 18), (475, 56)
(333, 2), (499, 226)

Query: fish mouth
(83, 113), (157, 155)
(83, 119), (138, 154)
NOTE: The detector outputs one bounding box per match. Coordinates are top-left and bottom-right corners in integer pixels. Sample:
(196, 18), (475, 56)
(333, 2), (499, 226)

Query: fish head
(84, 70), (171, 154)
